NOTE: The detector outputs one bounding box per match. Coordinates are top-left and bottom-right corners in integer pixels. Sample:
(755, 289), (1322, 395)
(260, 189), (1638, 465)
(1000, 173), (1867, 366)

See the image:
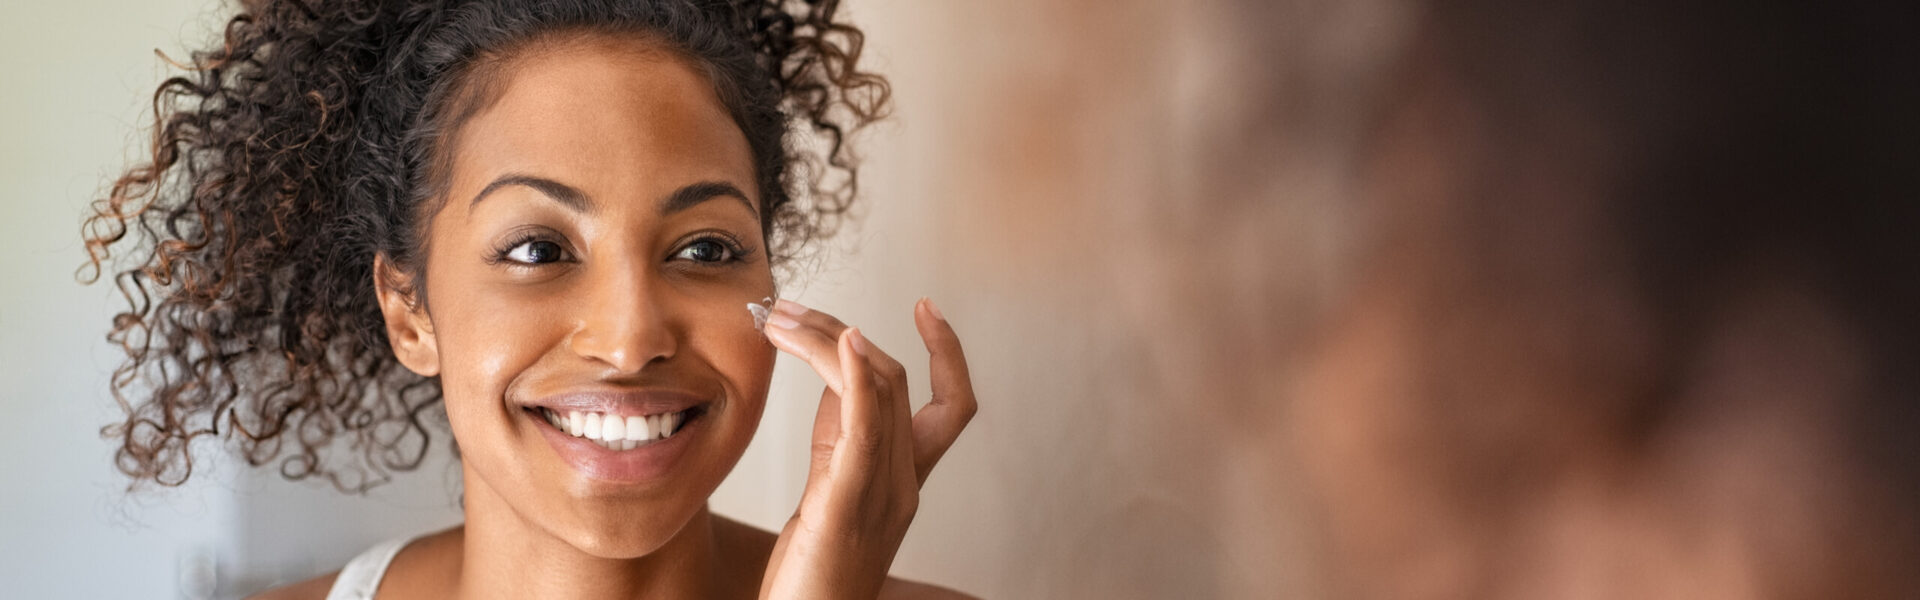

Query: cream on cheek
(748, 296), (775, 331)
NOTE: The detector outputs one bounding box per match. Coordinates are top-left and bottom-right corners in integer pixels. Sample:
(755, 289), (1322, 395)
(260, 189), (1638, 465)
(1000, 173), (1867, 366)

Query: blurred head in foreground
(939, 0), (1917, 596)
(1288, 1), (1920, 598)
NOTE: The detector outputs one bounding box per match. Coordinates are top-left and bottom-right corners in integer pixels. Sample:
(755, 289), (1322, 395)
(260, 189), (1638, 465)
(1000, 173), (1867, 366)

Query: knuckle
(893, 492), (920, 525)
(866, 370), (893, 397)
(845, 429), (886, 456)
(815, 312), (850, 331)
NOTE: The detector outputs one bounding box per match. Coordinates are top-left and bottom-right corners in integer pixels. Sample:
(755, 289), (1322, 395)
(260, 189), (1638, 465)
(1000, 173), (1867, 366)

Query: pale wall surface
(0, 1), (467, 597)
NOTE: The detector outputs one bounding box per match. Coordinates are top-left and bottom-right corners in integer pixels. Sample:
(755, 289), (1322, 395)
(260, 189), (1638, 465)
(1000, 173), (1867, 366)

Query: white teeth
(602, 413), (625, 441)
(541, 407), (691, 449)
(625, 415), (646, 442)
(583, 412), (603, 440)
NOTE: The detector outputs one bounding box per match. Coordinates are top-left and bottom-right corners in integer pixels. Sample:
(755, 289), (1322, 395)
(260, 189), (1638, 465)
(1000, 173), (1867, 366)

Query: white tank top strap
(323, 536), (416, 600)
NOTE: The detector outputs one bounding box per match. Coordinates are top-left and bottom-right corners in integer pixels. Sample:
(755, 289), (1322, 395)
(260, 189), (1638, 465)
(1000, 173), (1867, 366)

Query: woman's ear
(374, 254), (441, 377)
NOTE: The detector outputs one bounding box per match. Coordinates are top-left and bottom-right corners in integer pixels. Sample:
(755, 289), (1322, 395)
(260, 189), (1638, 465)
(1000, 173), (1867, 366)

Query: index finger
(909, 297), (977, 486)
(764, 299), (852, 396)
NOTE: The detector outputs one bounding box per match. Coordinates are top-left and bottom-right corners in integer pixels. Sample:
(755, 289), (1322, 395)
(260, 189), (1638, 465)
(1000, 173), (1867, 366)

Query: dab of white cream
(747, 296), (774, 332)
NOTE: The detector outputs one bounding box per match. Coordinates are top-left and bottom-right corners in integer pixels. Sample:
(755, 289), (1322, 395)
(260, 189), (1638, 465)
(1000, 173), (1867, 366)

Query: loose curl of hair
(79, 0), (890, 492)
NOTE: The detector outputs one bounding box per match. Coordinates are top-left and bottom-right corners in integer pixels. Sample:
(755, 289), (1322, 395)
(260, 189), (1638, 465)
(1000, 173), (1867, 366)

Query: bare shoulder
(244, 571), (338, 600)
(712, 515), (977, 600)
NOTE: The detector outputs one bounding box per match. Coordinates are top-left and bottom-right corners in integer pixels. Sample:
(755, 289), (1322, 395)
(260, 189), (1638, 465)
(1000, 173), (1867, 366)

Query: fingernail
(773, 298), (809, 316)
(924, 297), (946, 321)
(848, 327), (871, 356)
(766, 311), (802, 330)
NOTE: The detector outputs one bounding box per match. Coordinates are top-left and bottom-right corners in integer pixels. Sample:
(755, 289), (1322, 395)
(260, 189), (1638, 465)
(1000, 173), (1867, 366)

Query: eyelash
(486, 230), (570, 267)
(672, 230), (754, 266)
(484, 230), (754, 267)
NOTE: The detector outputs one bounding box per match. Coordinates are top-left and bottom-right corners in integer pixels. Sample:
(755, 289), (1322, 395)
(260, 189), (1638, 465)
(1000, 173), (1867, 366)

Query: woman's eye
(674, 239), (734, 263)
(505, 240), (565, 264)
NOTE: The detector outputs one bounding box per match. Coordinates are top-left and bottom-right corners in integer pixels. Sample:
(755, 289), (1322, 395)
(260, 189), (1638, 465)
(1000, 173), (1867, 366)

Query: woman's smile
(515, 388), (718, 484)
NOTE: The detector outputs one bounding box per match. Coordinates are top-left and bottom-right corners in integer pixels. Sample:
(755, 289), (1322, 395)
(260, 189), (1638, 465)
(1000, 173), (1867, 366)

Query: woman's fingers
(768, 300), (912, 436)
(769, 298), (969, 488)
(830, 327), (884, 487)
(910, 298), (977, 486)
(761, 301), (954, 600)
(764, 300), (851, 395)
(807, 385), (842, 478)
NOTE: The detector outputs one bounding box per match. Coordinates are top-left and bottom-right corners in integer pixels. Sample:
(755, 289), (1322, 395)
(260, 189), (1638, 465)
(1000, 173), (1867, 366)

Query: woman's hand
(756, 298), (978, 600)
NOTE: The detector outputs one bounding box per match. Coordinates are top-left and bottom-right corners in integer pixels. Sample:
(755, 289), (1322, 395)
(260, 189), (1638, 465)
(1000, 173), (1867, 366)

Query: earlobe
(373, 254), (441, 377)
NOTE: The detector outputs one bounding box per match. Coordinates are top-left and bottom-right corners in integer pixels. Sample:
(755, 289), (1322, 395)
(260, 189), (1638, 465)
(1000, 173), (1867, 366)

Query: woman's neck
(454, 470), (725, 600)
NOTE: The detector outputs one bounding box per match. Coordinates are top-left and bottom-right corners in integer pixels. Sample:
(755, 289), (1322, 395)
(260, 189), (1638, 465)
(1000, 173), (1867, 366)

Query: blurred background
(4, 0), (1916, 598)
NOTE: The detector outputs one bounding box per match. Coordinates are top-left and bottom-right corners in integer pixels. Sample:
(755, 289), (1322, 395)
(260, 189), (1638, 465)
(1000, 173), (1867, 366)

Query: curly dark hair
(78, 0), (889, 492)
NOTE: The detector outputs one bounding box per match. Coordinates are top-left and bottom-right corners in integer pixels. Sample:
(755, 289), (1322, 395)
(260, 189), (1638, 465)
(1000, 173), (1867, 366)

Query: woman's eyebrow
(467, 175), (754, 219)
(470, 174), (593, 214)
(661, 180), (756, 219)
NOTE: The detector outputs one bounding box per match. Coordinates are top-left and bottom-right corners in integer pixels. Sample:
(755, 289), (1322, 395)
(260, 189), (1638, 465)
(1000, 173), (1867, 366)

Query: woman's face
(399, 35), (775, 557)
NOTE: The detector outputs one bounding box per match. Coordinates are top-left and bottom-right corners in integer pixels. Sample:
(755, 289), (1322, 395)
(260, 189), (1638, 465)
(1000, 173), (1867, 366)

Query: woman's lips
(525, 403), (708, 483)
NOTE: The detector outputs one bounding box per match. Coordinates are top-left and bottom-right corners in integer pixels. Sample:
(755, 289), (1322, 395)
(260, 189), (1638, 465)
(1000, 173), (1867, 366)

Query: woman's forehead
(445, 36), (757, 219)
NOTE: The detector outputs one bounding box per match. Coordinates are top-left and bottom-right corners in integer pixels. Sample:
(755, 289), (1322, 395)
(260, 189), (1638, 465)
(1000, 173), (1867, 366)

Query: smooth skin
(252, 33), (976, 600)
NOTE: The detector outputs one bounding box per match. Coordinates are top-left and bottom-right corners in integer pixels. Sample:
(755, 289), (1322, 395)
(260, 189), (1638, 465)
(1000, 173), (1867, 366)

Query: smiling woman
(79, 1), (976, 599)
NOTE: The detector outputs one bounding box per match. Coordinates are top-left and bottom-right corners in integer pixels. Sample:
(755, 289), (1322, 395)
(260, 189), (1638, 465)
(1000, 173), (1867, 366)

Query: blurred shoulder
(244, 571), (338, 600)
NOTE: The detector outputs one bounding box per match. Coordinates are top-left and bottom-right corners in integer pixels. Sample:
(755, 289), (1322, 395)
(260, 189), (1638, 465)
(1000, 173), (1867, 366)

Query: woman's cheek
(680, 290), (776, 418)
(435, 287), (559, 429)
(722, 298), (779, 402)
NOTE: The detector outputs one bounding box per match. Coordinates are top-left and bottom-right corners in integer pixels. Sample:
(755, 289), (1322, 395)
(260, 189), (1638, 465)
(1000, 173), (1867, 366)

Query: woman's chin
(548, 509), (700, 559)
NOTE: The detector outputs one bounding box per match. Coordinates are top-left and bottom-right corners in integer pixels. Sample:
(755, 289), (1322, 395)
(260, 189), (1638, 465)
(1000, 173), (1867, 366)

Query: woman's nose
(565, 268), (678, 374)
